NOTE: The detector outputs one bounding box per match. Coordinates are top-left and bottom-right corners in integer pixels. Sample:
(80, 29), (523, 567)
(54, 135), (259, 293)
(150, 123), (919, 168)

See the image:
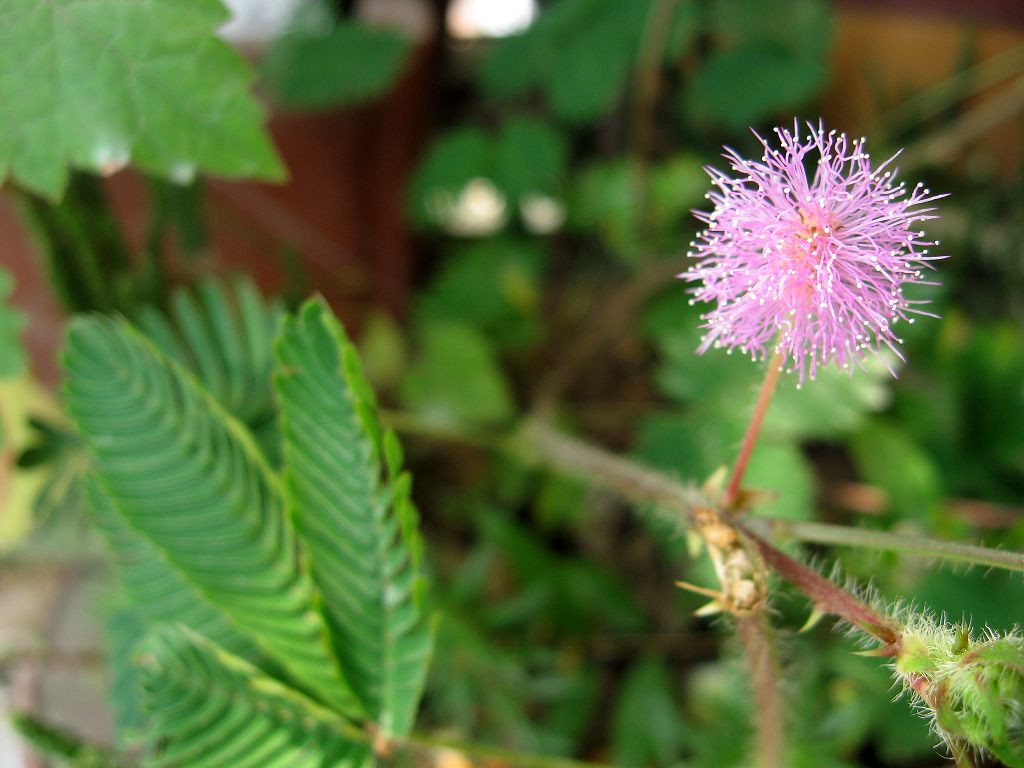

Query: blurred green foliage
(0, 0), (283, 199)
(6, 0), (1024, 767)
(264, 7), (413, 109)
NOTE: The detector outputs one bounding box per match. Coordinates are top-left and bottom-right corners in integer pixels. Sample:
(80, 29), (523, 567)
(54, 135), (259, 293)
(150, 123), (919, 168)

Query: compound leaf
(63, 315), (361, 718)
(136, 278), (284, 458)
(138, 625), (372, 768)
(274, 298), (433, 739)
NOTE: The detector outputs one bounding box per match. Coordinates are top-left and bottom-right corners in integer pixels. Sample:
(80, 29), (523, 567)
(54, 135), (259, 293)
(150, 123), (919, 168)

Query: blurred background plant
(3, 0), (1024, 766)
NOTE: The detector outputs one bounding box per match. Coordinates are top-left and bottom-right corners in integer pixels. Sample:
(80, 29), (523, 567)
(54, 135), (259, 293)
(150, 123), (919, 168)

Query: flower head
(683, 121), (944, 383)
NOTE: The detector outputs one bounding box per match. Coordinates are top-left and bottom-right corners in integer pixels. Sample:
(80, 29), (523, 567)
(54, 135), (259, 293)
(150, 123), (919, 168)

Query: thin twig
(514, 417), (702, 527)
(743, 517), (1024, 573)
(379, 408), (508, 450)
(629, 0), (680, 252)
(532, 255), (690, 413)
(383, 410), (1024, 575)
(901, 75), (1024, 171)
(875, 43), (1024, 135)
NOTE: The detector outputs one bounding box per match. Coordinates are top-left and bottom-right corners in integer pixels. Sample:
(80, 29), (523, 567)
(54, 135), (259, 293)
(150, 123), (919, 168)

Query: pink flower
(683, 121), (945, 383)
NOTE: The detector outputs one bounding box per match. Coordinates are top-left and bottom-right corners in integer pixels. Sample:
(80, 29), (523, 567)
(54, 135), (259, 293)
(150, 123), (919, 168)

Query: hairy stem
(724, 350), (784, 509)
(735, 614), (785, 768)
(744, 517), (1024, 573)
(382, 410), (1024, 574)
(948, 738), (975, 768)
(745, 531), (900, 646)
(515, 417), (702, 526)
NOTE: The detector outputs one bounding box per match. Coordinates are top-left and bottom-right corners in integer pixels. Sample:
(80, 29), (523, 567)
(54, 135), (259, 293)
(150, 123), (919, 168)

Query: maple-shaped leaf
(0, 0), (285, 199)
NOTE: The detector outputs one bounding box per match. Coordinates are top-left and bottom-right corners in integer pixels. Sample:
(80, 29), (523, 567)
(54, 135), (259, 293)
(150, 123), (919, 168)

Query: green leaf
(570, 154), (706, 261)
(547, 30), (633, 123)
(357, 310), (407, 391)
(685, 42), (827, 130)
(399, 321), (515, 428)
(416, 238), (547, 349)
(135, 278), (284, 458)
(850, 420), (943, 522)
(63, 315), (361, 718)
(0, 267), (26, 378)
(766, 357), (895, 441)
(479, 0), (697, 124)
(0, 0), (284, 199)
(264, 21), (412, 109)
(645, 291), (892, 440)
(138, 625), (372, 768)
(274, 298), (433, 739)
(634, 409), (813, 520)
(743, 441), (814, 521)
(87, 474), (266, 660)
(493, 118), (568, 201)
(611, 658), (685, 767)
(12, 712), (127, 768)
(709, 0), (833, 60)
(407, 126), (493, 229)
(104, 603), (155, 746)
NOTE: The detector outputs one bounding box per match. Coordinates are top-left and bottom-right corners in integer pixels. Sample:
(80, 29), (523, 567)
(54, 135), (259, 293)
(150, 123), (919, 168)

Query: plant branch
(876, 43), (1024, 136)
(735, 614), (785, 768)
(744, 531), (900, 646)
(532, 255), (691, 413)
(379, 408), (508, 450)
(743, 517), (1024, 573)
(382, 410), (1024, 574)
(514, 417), (702, 527)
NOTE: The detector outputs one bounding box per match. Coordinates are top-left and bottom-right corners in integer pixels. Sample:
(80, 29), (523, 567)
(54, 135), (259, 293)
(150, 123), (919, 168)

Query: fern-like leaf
(63, 316), (362, 719)
(12, 712), (127, 768)
(274, 298), (433, 738)
(88, 475), (260, 659)
(88, 474), (264, 746)
(136, 278), (283, 457)
(138, 625), (372, 768)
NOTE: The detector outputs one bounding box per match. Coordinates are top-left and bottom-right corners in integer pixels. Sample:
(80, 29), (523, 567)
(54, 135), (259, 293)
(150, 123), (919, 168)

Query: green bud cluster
(895, 620), (1024, 767)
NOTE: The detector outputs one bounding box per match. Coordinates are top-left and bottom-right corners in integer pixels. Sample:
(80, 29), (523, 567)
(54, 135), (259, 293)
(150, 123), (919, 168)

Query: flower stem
(724, 350), (785, 509)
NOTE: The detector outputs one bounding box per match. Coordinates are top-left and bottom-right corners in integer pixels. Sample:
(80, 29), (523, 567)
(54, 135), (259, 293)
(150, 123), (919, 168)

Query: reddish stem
(747, 531), (901, 646)
(724, 350), (785, 508)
